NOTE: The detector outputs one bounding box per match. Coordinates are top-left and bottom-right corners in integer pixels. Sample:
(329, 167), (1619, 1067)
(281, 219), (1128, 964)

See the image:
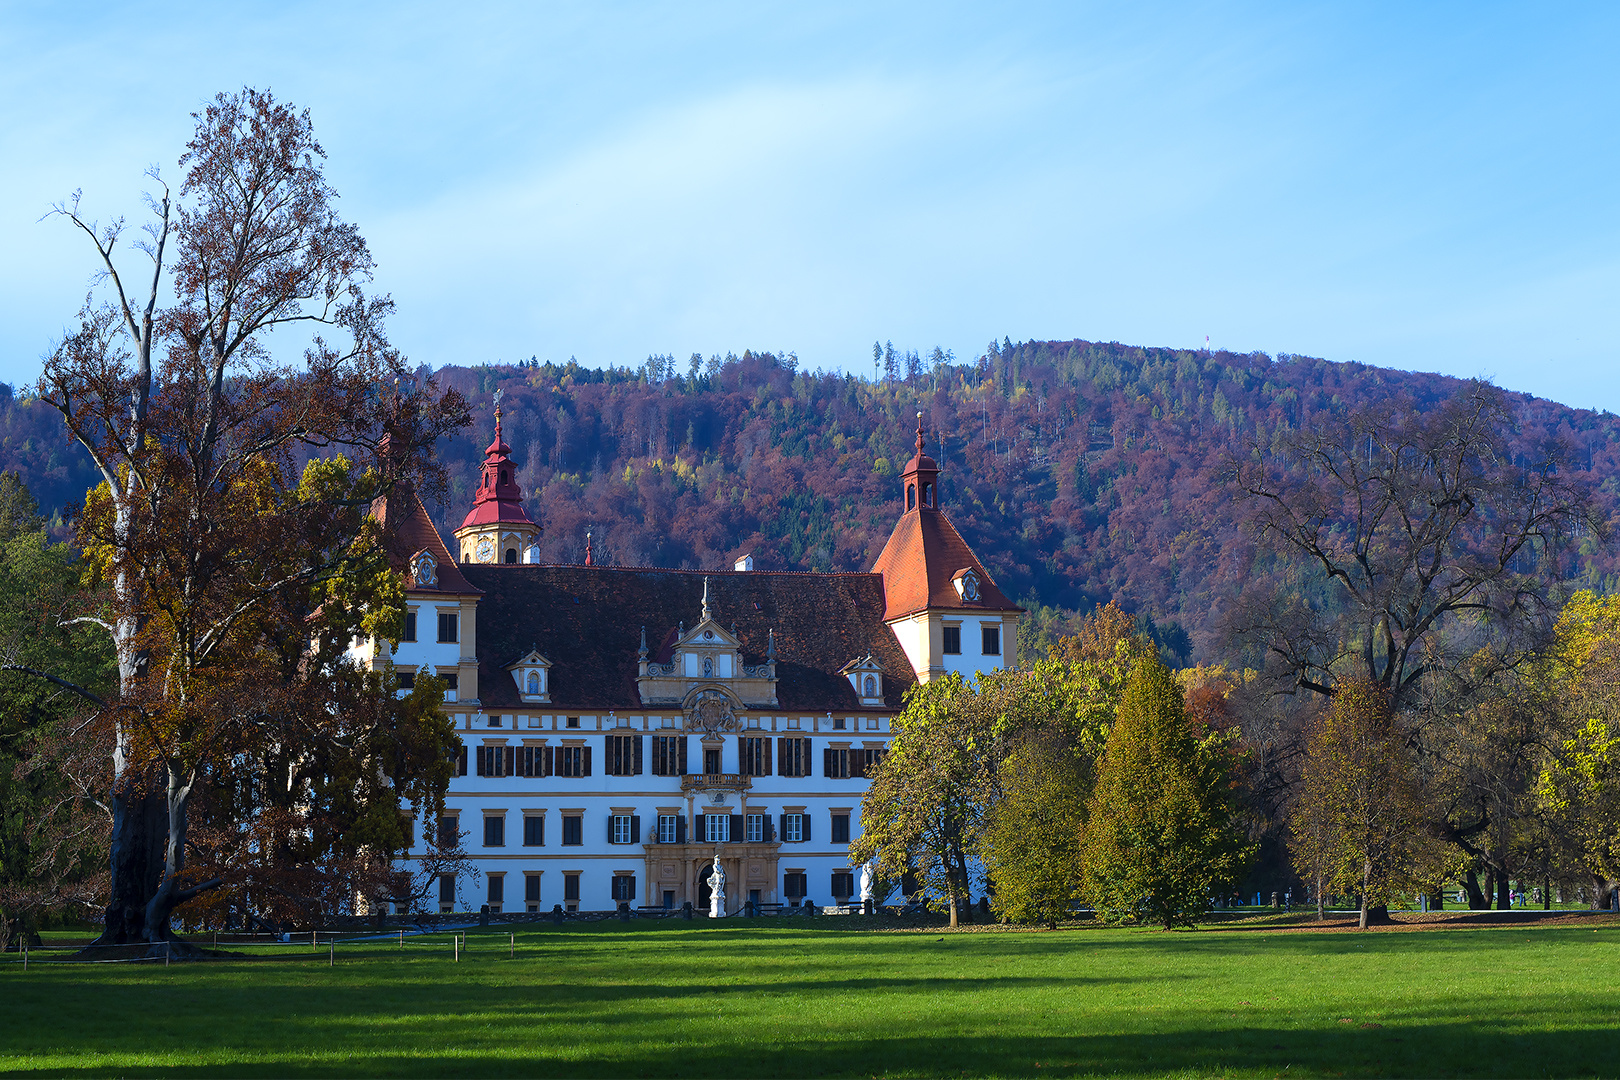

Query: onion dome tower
(453, 397), (541, 564)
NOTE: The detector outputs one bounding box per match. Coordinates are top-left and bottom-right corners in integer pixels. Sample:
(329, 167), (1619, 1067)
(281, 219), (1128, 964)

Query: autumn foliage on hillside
(11, 339), (1620, 661)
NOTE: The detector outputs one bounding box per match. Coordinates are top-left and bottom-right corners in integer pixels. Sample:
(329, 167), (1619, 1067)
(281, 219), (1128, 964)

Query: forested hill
(7, 340), (1620, 662)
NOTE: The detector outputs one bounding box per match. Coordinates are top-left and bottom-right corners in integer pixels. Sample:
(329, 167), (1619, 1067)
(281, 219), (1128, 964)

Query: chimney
(734, 553), (754, 572)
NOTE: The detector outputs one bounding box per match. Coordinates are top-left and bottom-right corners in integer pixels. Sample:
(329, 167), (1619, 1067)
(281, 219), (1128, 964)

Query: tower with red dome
(452, 398), (541, 564)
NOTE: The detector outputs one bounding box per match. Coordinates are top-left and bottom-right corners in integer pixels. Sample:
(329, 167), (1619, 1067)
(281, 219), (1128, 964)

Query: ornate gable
(839, 654), (887, 707)
(505, 647), (552, 703)
(636, 576), (778, 708)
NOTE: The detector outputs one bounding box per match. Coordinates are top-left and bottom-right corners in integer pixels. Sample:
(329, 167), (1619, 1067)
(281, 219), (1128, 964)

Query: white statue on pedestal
(708, 854), (727, 918)
(859, 861), (876, 904)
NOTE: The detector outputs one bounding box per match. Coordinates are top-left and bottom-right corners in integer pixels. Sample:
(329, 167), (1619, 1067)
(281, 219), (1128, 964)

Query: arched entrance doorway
(697, 863), (714, 910)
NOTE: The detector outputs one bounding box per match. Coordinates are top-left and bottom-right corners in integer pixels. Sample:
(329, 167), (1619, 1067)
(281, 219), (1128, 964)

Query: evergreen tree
(0, 471), (43, 541)
(1081, 655), (1253, 928)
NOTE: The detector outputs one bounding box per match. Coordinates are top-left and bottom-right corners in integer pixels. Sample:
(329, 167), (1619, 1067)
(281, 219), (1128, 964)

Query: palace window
(703, 746), (722, 774)
(611, 875), (636, 903)
(746, 813), (765, 843)
(824, 748), (851, 779)
(782, 813), (805, 843)
(487, 873), (504, 911)
(438, 873), (456, 912)
(561, 815), (582, 846)
(403, 612), (417, 642)
(437, 814), (459, 848)
(437, 613), (458, 643)
(943, 625), (961, 655)
(831, 871), (854, 899)
(525, 873), (541, 910)
(610, 814), (639, 845)
(831, 814), (850, 844)
(563, 874), (580, 902)
(523, 815), (544, 847)
(783, 872), (808, 900)
(556, 746), (587, 778)
(656, 814), (680, 844)
(652, 736), (687, 776)
(606, 734), (642, 776)
(705, 814), (731, 843)
(982, 626), (1001, 656)
(778, 738), (810, 778)
(739, 736), (770, 776)
(483, 814), (505, 848)
(398, 672), (416, 690)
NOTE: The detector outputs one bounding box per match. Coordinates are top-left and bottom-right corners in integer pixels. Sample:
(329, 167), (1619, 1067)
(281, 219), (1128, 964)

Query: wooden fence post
(329, 942), (334, 967)
(510, 932), (514, 960)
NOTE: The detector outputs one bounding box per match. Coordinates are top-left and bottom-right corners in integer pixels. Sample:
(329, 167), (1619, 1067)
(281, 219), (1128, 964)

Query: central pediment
(635, 576), (778, 707)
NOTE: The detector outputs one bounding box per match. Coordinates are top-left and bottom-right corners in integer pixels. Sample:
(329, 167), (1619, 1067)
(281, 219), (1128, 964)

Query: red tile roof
(870, 506), (1020, 621)
(370, 485), (481, 597)
(462, 565), (914, 712)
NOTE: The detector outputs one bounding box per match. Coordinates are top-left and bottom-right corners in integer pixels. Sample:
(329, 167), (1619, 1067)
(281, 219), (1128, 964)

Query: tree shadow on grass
(2, 1021), (1608, 1078)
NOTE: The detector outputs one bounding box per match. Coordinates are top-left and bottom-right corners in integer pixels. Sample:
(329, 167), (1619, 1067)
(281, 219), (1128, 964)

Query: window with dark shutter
(437, 613), (458, 642)
(488, 874), (504, 903)
(483, 815), (504, 847)
(437, 815), (459, 848)
(523, 816), (544, 846)
(630, 815), (640, 843)
(831, 814), (850, 843)
(784, 872), (807, 899)
(824, 748), (850, 779)
(504, 746), (515, 777)
(475, 745), (487, 776)
(562, 815), (582, 846)
(403, 612), (417, 642)
(831, 871), (854, 898)
(564, 874), (580, 901)
(729, 814), (743, 842)
(439, 873), (455, 902)
(633, 735), (644, 775)
(802, 814), (812, 842)
(675, 815), (686, 843)
(398, 671), (415, 690)
(457, 745), (467, 776)
(943, 625), (961, 654)
(982, 626), (1000, 656)
(582, 746), (592, 776)
(525, 874), (540, 902)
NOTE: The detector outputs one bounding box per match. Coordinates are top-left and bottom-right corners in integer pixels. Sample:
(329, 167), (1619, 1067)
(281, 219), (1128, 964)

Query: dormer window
(508, 649), (552, 703)
(862, 675), (877, 698)
(411, 550), (438, 589)
(842, 655), (885, 705)
(952, 569), (981, 603)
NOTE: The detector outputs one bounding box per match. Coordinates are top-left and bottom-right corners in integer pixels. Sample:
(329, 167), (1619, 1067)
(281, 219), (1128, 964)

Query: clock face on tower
(476, 536), (495, 563)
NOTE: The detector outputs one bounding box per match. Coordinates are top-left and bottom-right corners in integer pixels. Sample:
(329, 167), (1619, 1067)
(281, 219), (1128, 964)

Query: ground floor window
(438, 873), (455, 912)
(831, 871), (854, 899)
(564, 873), (580, 904)
(487, 873), (504, 911)
(784, 872), (808, 900)
(611, 875), (636, 903)
(525, 873), (541, 912)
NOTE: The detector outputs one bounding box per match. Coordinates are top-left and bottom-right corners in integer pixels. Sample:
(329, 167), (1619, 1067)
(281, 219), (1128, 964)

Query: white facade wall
(890, 611), (1017, 683)
(407, 710), (891, 913)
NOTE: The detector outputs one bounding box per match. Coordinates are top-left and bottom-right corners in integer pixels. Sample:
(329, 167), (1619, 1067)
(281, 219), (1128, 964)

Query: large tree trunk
(1463, 868), (1489, 909)
(90, 769), (167, 948)
(1496, 872), (1512, 910)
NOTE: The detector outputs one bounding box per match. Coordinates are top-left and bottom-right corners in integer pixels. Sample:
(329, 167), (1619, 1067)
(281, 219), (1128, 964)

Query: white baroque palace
(361, 412), (1021, 914)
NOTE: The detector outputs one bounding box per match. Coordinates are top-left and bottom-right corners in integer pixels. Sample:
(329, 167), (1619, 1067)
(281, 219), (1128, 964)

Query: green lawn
(4, 918), (1618, 1077)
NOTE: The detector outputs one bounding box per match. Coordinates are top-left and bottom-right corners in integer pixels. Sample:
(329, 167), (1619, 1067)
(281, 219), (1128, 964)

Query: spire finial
(494, 388), (504, 439)
(916, 411), (925, 457)
(584, 529), (593, 566)
(767, 627), (777, 662)
(638, 625), (648, 660)
(701, 575), (712, 622)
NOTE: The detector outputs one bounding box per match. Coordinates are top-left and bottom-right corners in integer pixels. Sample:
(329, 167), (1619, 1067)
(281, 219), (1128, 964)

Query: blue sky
(4, 2), (1618, 409)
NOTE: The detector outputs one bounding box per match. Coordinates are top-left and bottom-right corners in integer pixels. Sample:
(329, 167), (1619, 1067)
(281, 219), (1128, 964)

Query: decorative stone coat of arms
(686, 689), (739, 735)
